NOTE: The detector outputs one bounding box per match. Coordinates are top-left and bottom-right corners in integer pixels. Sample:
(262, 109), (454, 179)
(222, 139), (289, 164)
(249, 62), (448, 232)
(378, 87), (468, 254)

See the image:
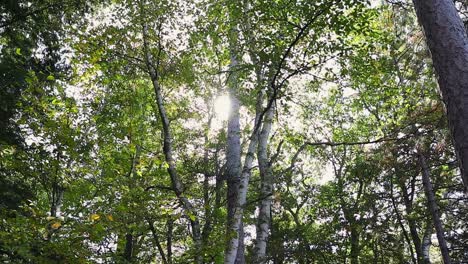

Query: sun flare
(213, 94), (231, 121)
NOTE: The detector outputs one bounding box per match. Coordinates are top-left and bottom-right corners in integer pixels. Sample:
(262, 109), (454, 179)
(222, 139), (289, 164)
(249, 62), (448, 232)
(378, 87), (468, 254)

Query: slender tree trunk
(47, 150), (64, 241)
(139, 3), (202, 262)
(422, 221), (432, 264)
(202, 112), (213, 252)
(418, 152), (451, 264)
(50, 149), (64, 219)
(124, 233), (133, 262)
(235, 221), (245, 264)
(413, 0), (468, 193)
(372, 239), (379, 264)
(122, 146), (141, 263)
(167, 217), (173, 264)
(253, 100), (275, 263)
(390, 167), (417, 264)
(147, 219), (168, 264)
(50, 185), (63, 218)
(349, 225), (360, 264)
(399, 179), (424, 263)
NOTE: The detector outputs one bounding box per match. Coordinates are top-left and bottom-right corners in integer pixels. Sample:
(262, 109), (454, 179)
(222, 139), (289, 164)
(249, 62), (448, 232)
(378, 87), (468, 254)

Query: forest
(1, 0), (468, 263)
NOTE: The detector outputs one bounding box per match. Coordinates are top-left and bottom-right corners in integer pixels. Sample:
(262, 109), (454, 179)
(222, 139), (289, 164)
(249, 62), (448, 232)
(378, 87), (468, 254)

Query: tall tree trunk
(139, 3), (202, 262)
(253, 100), (275, 263)
(235, 221), (245, 264)
(224, 14), (243, 263)
(422, 221), (433, 264)
(167, 218), (173, 264)
(225, 100), (263, 264)
(225, 81), (265, 264)
(413, 0), (468, 193)
(418, 152), (451, 264)
(350, 226), (360, 264)
(124, 233), (133, 262)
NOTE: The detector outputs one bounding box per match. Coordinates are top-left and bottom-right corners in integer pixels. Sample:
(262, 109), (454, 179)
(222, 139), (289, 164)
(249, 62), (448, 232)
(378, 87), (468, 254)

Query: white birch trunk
(253, 100), (275, 263)
(224, 17), (243, 264)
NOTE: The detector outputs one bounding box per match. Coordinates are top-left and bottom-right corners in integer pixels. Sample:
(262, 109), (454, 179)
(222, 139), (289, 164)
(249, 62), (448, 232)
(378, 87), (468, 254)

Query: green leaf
(47, 75), (55, 81)
(187, 211), (196, 221)
(15, 48), (21, 55)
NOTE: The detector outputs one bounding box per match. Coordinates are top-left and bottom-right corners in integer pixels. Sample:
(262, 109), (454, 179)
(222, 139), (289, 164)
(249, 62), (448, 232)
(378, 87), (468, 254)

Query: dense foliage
(1, 0), (467, 263)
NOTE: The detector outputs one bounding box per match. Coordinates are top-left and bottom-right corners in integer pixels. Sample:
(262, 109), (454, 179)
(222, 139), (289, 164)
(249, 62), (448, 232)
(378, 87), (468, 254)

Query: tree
(1, 0), (467, 263)
(412, 0), (468, 193)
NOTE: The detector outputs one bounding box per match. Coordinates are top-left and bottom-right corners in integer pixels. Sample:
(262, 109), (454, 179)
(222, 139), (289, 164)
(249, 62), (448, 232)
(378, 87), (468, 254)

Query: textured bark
(224, 17), (243, 264)
(413, 0), (468, 193)
(236, 221), (245, 264)
(253, 101), (275, 263)
(225, 113), (262, 264)
(418, 153), (451, 264)
(139, 4), (202, 263)
(225, 86), (265, 264)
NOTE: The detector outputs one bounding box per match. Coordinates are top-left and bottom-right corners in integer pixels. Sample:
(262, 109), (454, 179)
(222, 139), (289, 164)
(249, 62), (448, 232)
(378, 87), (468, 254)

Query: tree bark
(253, 100), (275, 263)
(224, 14), (243, 263)
(418, 152), (451, 264)
(413, 0), (468, 193)
(225, 77), (265, 264)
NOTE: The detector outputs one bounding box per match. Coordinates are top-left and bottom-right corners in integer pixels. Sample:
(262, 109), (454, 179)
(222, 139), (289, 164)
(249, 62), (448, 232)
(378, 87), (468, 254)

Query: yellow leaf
(51, 222), (61, 229)
(90, 214), (100, 221)
(106, 215), (114, 221)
